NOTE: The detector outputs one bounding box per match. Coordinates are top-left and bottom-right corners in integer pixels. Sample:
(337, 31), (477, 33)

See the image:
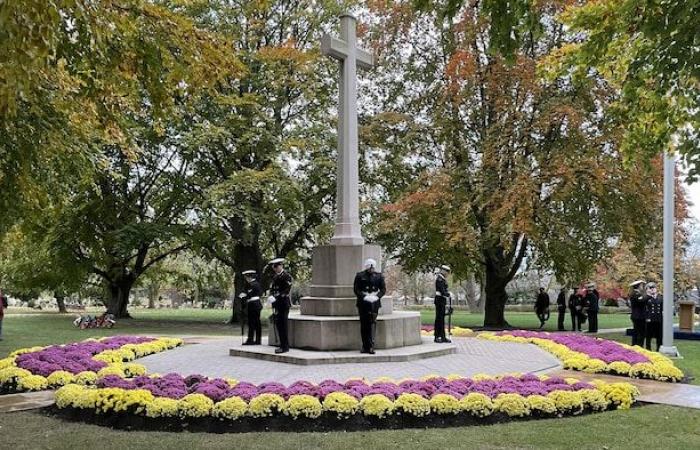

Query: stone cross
(321, 14), (374, 246)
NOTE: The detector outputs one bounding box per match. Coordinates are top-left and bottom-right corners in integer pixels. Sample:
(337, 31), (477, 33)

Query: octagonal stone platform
(230, 336), (455, 365)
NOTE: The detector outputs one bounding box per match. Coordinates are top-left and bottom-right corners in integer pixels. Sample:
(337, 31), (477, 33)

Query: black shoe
(368, 348), (375, 355)
(434, 337), (442, 343)
(254, 341), (261, 345)
(242, 341), (254, 346)
(275, 348), (289, 354)
(360, 348), (369, 354)
(442, 338), (452, 343)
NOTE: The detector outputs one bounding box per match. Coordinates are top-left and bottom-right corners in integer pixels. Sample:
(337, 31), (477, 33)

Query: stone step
(229, 337), (456, 365)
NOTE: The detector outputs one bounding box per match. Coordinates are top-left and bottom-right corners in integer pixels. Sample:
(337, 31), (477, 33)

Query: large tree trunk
(107, 278), (135, 319)
(55, 293), (68, 313)
(228, 243), (265, 324)
(483, 263), (510, 329)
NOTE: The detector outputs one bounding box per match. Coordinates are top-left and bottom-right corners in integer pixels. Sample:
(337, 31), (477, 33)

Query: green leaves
(557, 0), (699, 177)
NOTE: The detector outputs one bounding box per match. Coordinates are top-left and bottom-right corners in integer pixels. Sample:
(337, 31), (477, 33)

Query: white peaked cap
(269, 258), (285, 265)
(364, 258), (377, 270)
(629, 280), (645, 287)
(440, 265), (451, 272)
(242, 270), (256, 276)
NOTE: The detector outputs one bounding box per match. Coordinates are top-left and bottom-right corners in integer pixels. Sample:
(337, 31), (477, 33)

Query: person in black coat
(268, 258), (293, 354)
(585, 283), (599, 333)
(353, 258), (386, 354)
(434, 265), (452, 343)
(556, 287), (567, 331)
(535, 287), (550, 329)
(628, 280), (647, 346)
(240, 270), (263, 345)
(568, 288), (581, 331)
(644, 282), (663, 351)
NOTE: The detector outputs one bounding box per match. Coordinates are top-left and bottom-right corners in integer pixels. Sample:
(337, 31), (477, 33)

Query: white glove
(238, 293), (247, 299)
(364, 294), (379, 303)
(267, 295), (277, 305)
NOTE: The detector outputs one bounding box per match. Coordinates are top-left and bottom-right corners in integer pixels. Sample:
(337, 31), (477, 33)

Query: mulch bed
(44, 405), (625, 433)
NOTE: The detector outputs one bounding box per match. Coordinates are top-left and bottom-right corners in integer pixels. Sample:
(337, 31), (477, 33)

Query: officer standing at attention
(268, 258), (292, 354)
(628, 280), (647, 346)
(434, 265), (452, 343)
(240, 270), (263, 345)
(353, 258), (386, 354)
(556, 287), (567, 331)
(644, 282), (664, 351)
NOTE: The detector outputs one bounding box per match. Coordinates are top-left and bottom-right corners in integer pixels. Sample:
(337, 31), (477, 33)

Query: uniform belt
(247, 297), (261, 303)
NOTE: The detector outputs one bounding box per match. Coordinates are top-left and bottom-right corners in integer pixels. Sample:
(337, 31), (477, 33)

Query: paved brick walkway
(137, 337), (562, 384)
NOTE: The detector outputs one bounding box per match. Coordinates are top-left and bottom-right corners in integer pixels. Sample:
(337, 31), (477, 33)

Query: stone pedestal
(267, 244), (420, 350)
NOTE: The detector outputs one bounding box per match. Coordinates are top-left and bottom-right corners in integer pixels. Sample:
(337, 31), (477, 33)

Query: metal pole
(659, 151), (679, 357)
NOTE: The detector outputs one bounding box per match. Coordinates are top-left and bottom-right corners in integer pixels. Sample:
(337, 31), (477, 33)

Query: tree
(551, 0), (699, 177)
(363, 1), (664, 327)
(178, 0), (353, 321)
(0, 0), (239, 234)
(1, 1), (242, 317)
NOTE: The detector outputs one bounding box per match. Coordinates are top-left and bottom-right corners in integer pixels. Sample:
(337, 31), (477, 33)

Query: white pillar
(660, 151), (679, 357)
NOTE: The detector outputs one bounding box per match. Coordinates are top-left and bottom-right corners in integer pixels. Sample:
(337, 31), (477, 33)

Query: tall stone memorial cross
(321, 14), (374, 246)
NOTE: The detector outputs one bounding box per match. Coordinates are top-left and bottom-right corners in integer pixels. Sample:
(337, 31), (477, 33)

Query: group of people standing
(236, 257), (387, 355)
(238, 258), (292, 354)
(535, 280), (665, 351)
(536, 283), (600, 333)
(628, 280), (664, 351)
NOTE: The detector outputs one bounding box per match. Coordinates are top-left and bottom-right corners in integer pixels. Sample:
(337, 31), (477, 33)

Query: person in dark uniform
(644, 282), (663, 351)
(268, 258), (292, 354)
(434, 265), (452, 343)
(556, 287), (567, 331)
(628, 280), (647, 346)
(535, 287), (550, 329)
(353, 258), (386, 354)
(240, 270), (263, 345)
(568, 288), (580, 331)
(585, 283), (599, 333)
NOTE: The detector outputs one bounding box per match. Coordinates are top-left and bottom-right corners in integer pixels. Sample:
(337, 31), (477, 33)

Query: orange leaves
(445, 49), (477, 93)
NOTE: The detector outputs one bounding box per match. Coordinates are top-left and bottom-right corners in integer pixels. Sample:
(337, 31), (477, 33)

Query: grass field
(1, 311), (699, 448)
(3, 405), (700, 450)
(418, 309), (637, 331)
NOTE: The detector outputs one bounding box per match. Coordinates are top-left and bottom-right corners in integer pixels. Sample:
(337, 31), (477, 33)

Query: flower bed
(420, 325), (474, 337)
(0, 336), (183, 394)
(53, 373), (639, 432)
(478, 330), (684, 382)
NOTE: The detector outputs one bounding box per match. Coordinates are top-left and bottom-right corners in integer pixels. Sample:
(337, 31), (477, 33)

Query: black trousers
(645, 321), (662, 351)
(358, 302), (378, 350)
(536, 309), (550, 326)
(246, 301), (262, 343)
(274, 302), (290, 350)
(569, 308), (579, 331)
(588, 311), (598, 333)
(631, 318), (646, 346)
(434, 297), (446, 339)
(557, 307), (566, 331)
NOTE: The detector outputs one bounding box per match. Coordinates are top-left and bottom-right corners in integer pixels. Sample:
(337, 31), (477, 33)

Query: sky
(686, 180), (700, 223)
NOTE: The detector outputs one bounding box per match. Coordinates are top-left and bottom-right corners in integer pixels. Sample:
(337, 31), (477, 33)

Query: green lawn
(419, 310), (636, 331)
(2, 405), (699, 449)
(1, 312), (699, 448)
(0, 309), (247, 358)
